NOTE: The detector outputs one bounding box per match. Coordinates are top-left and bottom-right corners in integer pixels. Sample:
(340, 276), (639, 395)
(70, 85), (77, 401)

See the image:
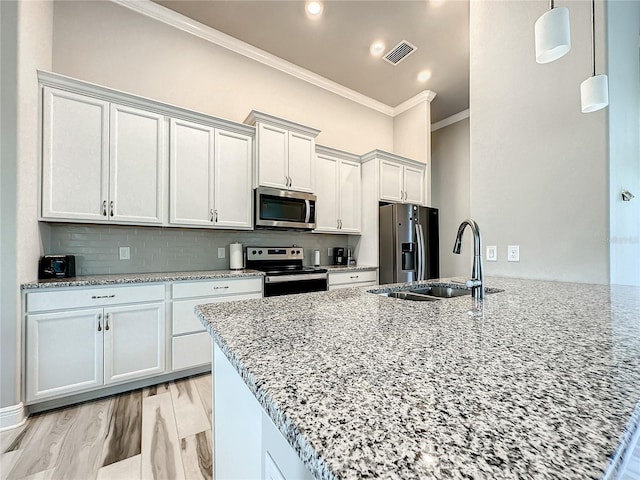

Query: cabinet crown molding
(244, 110), (320, 138)
(315, 144), (361, 163)
(37, 70), (255, 137)
(360, 149), (427, 169)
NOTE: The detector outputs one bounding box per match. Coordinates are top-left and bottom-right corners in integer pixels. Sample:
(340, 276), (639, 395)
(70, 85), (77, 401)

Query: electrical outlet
(119, 246), (130, 260)
(327, 248), (333, 257)
(486, 246), (497, 262)
(218, 247), (226, 259)
(507, 245), (520, 262)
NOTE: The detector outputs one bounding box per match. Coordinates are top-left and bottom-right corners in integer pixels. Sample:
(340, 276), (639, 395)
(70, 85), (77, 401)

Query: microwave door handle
(304, 199), (311, 223)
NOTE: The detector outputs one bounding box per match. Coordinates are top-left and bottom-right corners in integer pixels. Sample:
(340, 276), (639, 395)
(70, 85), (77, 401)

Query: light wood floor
(0, 374), (212, 480)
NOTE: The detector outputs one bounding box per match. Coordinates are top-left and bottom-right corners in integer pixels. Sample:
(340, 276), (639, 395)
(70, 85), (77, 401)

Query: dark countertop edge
(196, 309), (340, 480)
(21, 270), (265, 290)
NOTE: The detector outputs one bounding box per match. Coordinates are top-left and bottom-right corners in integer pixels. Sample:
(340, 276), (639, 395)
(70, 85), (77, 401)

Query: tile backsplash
(46, 224), (353, 275)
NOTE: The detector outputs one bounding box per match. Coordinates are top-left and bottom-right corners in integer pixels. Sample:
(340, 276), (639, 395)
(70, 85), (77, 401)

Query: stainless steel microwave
(255, 187), (317, 230)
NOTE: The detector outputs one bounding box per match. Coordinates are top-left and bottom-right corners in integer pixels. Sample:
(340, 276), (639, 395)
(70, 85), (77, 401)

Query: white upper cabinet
(41, 86), (166, 225)
(363, 150), (427, 205)
(246, 111), (320, 193)
(214, 129), (252, 228)
(170, 119), (215, 226)
(109, 104), (165, 224)
(314, 146), (361, 234)
(169, 118), (252, 229)
(41, 88), (110, 221)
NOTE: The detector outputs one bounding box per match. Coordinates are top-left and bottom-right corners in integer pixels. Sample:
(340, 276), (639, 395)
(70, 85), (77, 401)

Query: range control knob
(296, 250), (301, 254)
(252, 250), (257, 255)
(258, 250), (263, 255)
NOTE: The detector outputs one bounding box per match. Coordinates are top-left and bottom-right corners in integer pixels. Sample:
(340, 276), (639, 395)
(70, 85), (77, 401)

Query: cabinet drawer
(26, 284), (165, 313)
(328, 281), (377, 291)
(172, 292), (262, 335)
(171, 277), (262, 299)
(328, 270), (377, 286)
(172, 332), (212, 371)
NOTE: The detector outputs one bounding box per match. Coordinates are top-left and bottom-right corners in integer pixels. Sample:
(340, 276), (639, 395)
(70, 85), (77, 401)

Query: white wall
(608, 0), (640, 286)
(0, 0), (52, 414)
(431, 118), (472, 277)
(51, 1), (393, 155)
(469, 0), (609, 284)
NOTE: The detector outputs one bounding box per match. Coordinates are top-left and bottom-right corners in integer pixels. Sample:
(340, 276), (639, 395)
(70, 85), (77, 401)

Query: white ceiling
(152, 0), (469, 123)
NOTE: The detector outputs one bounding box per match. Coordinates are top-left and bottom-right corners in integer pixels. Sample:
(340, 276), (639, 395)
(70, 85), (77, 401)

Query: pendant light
(535, 0), (571, 64)
(580, 0), (608, 113)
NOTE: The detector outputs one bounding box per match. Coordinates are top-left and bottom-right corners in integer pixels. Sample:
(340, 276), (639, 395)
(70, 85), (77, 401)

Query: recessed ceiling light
(370, 41), (386, 57)
(417, 70), (432, 82)
(306, 1), (323, 17)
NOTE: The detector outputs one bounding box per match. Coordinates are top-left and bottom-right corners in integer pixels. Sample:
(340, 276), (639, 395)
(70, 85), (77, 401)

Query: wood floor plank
(18, 467), (55, 480)
(96, 454), (141, 480)
(51, 397), (113, 480)
(141, 393), (185, 480)
(6, 406), (78, 479)
(0, 449), (24, 479)
(192, 375), (212, 429)
(179, 431), (212, 480)
(1, 418), (35, 454)
(101, 390), (142, 467)
(142, 382), (170, 398)
(169, 379), (209, 440)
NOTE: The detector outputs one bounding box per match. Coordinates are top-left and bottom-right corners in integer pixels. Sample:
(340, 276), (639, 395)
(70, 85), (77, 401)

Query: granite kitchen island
(196, 277), (640, 479)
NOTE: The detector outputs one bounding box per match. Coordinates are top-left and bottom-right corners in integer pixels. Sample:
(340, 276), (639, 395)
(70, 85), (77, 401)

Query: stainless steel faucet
(453, 219), (484, 300)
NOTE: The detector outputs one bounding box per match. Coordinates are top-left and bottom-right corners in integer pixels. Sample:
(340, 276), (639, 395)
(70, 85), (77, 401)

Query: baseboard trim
(0, 403), (26, 432)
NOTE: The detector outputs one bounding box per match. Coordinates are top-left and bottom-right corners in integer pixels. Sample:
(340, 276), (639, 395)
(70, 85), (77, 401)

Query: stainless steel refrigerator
(379, 204), (439, 284)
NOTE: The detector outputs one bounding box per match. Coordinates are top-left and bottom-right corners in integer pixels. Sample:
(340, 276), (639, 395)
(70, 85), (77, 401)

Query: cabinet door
(313, 154), (339, 232)
(103, 303), (166, 385)
(170, 119), (215, 226)
(41, 87), (109, 221)
(287, 132), (314, 193)
(338, 160), (361, 233)
(257, 123), (288, 189)
(109, 104), (166, 224)
(379, 160), (403, 202)
(214, 129), (252, 228)
(26, 309), (104, 402)
(403, 165), (425, 205)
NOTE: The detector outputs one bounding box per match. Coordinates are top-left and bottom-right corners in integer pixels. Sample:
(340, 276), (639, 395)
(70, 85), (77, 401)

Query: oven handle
(304, 199), (311, 223)
(265, 273), (327, 283)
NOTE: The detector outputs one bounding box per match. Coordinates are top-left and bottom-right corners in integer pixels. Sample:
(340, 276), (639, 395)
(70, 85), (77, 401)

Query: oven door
(263, 273), (327, 297)
(255, 187), (316, 230)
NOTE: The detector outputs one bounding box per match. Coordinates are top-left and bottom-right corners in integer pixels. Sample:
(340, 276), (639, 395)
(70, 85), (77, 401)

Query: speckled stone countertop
(324, 265), (377, 272)
(21, 269), (264, 289)
(196, 277), (640, 480)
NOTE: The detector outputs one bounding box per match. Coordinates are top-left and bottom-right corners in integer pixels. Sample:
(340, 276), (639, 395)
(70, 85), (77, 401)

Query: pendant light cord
(591, 0), (596, 77)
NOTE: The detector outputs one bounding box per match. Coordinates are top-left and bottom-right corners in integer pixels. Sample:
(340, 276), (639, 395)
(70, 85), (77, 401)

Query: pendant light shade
(581, 74), (608, 113)
(580, 0), (609, 113)
(534, 5), (571, 64)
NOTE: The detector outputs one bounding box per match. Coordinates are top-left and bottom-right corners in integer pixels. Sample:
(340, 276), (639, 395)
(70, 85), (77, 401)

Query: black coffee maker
(333, 247), (348, 265)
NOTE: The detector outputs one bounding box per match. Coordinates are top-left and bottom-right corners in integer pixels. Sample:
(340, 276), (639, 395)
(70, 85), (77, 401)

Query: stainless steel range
(246, 247), (328, 297)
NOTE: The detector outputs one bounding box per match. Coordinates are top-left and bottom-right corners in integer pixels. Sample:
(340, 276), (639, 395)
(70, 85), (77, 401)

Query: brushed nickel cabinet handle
(214, 209), (218, 223)
(213, 285), (229, 290)
(91, 294), (115, 299)
(210, 209), (214, 222)
(105, 313), (110, 331)
(102, 201), (107, 216)
(110, 201), (114, 217)
(350, 275), (359, 279)
(97, 313), (102, 332)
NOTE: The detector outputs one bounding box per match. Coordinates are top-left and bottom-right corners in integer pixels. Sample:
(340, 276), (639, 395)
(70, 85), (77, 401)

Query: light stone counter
(21, 269), (264, 289)
(196, 277), (640, 479)
(323, 265), (378, 272)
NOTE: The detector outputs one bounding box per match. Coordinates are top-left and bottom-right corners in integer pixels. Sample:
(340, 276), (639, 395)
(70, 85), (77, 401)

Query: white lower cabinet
(25, 284), (166, 403)
(328, 269), (378, 290)
(170, 277), (263, 371)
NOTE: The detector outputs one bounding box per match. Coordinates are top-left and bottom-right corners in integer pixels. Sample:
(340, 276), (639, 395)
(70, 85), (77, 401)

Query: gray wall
(46, 224), (354, 274)
(608, 0), (640, 286)
(469, 0), (609, 284)
(431, 117), (472, 277)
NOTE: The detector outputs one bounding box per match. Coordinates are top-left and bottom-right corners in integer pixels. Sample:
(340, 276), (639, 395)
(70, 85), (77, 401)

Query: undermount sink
(373, 283), (502, 302)
(409, 286), (471, 298)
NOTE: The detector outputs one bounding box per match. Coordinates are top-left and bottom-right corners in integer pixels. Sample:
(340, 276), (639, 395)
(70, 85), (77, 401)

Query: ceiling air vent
(383, 40), (417, 65)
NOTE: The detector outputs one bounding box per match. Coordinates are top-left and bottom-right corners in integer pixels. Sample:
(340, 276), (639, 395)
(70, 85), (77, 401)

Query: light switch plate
(507, 245), (520, 262)
(119, 246), (130, 260)
(327, 248), (333, 257)
(218, 247), (226, 259)
(486, 246), (497, 262)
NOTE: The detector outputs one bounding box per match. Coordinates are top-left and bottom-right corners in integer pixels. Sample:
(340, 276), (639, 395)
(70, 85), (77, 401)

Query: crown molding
(360, 149), (426, 168)
(111, 0), (396, 116)
(430, 109), (470, 132)
(393, 90), (437, 116)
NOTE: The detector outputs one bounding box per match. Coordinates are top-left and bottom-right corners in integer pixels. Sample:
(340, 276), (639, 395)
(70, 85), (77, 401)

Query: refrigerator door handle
(416, 223), (426, 281)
